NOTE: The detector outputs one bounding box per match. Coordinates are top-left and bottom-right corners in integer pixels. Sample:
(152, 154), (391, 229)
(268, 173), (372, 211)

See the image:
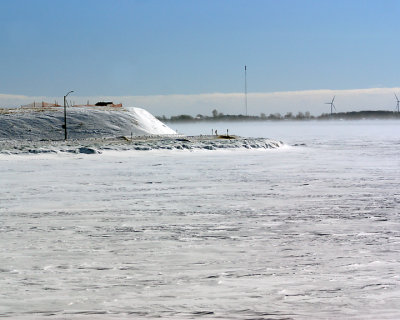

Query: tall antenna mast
(244, 65), (248, 116)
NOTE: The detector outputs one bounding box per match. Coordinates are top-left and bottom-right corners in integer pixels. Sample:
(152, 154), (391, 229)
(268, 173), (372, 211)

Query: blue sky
(1, 0), (400, 115)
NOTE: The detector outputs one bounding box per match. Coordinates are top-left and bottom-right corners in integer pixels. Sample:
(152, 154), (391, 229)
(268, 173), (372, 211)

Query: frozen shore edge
(0, 107), (284, 155)
(0, 135), (284, 155)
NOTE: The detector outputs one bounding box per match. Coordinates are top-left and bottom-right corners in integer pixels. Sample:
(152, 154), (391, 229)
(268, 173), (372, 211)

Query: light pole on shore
(63, 90), (74, 140)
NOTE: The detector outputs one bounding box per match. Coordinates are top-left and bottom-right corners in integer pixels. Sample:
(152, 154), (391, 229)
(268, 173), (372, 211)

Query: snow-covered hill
(0, 106), (176, 140)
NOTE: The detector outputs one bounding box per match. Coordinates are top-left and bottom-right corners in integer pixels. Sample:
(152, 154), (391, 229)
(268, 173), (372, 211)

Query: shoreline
(0, 135), (284, 155)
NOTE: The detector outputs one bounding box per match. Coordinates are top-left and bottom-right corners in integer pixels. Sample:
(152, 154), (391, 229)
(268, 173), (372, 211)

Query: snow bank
(0, 106), (176, 140)
(126, 107), (176, 135)
(0, 136), (285, 155)
(0, 105), (286, 154)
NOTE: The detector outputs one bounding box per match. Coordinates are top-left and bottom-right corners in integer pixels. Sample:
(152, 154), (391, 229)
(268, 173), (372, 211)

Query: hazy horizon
(1, 86), (400, 117)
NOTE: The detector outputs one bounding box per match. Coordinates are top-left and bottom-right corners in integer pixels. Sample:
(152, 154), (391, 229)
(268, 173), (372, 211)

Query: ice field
(0, 120), (399, 319)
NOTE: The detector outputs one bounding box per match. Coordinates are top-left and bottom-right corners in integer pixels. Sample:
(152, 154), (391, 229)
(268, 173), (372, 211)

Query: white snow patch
(126, 107), (176, 135)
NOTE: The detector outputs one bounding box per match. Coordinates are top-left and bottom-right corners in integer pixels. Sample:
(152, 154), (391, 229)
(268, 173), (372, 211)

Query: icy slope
(0, 106), (176, 140)
(126, 107), (176, 135)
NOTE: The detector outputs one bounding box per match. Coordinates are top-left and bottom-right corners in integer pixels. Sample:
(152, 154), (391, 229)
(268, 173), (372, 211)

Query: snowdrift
(0, 136), (285, 155)
(0, 106), (176, 140)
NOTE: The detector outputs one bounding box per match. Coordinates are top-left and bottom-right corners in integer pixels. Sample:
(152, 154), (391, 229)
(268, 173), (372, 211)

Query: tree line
(157, 109), (400, 122)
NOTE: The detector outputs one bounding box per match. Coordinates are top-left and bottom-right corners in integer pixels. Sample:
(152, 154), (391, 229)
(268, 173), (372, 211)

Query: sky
(1, 0), (400, 116)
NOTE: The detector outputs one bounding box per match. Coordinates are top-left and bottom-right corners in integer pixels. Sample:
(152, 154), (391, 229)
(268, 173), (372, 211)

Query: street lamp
(63, 90), (74, 140)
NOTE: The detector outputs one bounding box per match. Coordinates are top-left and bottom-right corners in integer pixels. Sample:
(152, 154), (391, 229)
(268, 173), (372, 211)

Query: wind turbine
(325, 96), (336, 116)
(394, 93), (400, 113)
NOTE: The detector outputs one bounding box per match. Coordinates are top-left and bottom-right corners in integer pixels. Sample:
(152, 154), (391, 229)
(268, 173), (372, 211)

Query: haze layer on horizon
(1, 87), (399, 117)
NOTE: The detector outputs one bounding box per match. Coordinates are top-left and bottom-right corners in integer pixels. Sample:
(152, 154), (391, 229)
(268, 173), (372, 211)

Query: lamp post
(63, 90), (74, 140)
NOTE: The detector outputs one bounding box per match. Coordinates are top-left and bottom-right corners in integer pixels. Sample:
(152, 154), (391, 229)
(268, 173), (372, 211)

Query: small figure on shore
(215, 129), (218, 135)
(226, 129), (229, 136)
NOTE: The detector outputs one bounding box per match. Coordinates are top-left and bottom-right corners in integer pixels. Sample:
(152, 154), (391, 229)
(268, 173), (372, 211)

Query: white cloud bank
(1, 87), (399, 117)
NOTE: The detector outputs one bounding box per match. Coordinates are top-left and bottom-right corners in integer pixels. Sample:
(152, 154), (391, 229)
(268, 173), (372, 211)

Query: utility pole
(63, 90), (74, 140)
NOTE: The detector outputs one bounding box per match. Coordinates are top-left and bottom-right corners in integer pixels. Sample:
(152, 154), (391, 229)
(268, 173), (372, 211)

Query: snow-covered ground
(0, 105), (284, 154)
(0, 106), (176, 140)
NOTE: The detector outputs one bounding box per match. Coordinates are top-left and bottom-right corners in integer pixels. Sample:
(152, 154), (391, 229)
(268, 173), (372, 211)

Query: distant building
(95, 101), (113, 106)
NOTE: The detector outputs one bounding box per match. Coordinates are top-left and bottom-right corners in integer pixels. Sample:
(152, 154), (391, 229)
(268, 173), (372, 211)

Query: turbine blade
(332, 96), (336, 103)
(395, 93), (399, 101)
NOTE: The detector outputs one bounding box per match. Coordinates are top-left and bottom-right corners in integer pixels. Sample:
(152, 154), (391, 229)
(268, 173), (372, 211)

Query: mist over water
(173, 119), (399, 145)
(0, 120), (399, 319)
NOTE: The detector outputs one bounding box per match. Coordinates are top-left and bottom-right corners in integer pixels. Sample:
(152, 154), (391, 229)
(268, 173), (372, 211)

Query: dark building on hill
(95, 101), (113, 106)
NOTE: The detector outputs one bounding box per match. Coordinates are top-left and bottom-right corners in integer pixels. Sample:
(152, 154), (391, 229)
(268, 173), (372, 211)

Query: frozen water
(0, 120), (399, 319)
